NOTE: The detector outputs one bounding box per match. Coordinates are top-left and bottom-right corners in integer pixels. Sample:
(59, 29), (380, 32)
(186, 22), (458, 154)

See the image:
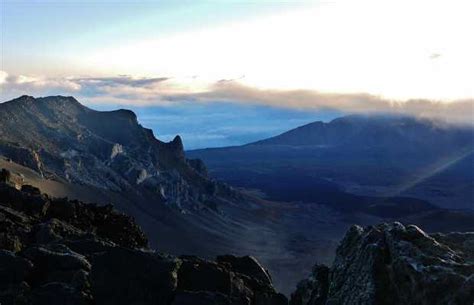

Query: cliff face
(0, 171), (286, 305)
(290, 223), (474, 305)
(0, 95), (237, 211)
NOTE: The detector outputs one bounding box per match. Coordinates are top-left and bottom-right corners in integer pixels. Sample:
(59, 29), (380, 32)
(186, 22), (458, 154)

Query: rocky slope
(0, 170), (286, 305)
(290, 222), (474, 305)
(0, 95), (236, 212)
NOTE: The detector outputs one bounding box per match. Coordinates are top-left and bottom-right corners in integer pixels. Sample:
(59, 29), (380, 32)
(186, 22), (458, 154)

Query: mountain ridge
(0, 95), (234, 210)
(188, 114), (474, 210)
(250, 114), (473, 148)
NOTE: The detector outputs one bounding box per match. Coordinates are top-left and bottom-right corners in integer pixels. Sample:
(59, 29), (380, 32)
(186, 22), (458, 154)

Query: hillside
(188, 115), (474, 210)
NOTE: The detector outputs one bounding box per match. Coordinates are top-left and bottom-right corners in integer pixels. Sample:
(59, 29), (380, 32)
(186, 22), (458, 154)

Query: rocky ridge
(0, 95), (238, 212)
(0, 169), (286, 305)
(290, 222), (474, 305)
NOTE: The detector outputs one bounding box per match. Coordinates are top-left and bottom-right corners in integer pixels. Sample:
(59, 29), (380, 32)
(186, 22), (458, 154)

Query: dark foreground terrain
(1, 172), (472, 304)
(0, 171), (286, 305)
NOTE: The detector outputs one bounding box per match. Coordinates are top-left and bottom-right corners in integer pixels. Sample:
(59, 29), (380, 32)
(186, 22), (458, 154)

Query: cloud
(0, 71), (175, 105)
(1, 71), (473, 125)
(0, 71), (8, 84)
(70, 76), (171, 101)
(193, 82), (474, 125)
(74, 76), (169, 88)
(0, 71), (81, 97)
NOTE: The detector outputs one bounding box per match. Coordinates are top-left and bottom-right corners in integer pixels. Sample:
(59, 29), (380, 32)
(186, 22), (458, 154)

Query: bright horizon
(1, 0), (473, 147)
(2, 0), (474, 100)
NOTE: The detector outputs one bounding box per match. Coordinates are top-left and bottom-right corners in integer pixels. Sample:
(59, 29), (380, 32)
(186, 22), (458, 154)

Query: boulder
(30, 282), (91, 305)
(0, 250), (33, 285)
(22, 244), (91, 273)
(290, 222), (474, 305)
(33, 218), (86, 244)
(0, 250), (33, 304)
(178, 256), (232, 295)
(63, 238), (115, 256)
(217, 255), (273, 286)
(90, 247), (180, 305)
(177, 255), (287, 305)
(0, 205), (31, 252)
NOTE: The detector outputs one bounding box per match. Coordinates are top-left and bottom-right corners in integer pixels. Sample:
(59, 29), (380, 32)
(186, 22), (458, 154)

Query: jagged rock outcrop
(0, 95), (241, 212)
(290, 222), (474, 305)
(0, 171), (286, 305)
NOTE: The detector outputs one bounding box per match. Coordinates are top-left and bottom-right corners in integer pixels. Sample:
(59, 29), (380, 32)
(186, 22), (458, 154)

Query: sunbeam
(387, 148), (474, 198)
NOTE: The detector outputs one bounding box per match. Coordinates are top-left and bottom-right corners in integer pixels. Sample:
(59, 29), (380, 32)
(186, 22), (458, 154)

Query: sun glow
(81, 0), (474, 101)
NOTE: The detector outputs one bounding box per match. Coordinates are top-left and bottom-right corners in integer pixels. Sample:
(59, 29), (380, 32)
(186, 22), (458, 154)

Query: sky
(1, 0), (473, 148)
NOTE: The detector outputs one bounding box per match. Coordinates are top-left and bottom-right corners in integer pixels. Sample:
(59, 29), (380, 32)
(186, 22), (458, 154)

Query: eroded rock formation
(290, 223), (474, 305)
(0, 95), (241, 212)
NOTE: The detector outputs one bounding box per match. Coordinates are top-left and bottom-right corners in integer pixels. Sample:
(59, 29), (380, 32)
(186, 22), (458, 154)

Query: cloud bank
(1, 71), (473, 125)
(199, 82), (474, 125)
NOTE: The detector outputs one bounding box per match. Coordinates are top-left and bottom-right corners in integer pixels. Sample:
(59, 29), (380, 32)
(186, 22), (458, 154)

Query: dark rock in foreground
(0, 174), (286, 305)
(2, 166), (473, 305)
(290, 222), (474, 305)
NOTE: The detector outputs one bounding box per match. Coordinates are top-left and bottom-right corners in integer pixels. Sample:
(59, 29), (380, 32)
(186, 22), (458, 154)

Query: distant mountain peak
(251, 114), (472, 147)
(17, 94), (35, 100)
(9, 95), (78, 103)
(6, 94), (36, 104)
(4, 95), (85, 115)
